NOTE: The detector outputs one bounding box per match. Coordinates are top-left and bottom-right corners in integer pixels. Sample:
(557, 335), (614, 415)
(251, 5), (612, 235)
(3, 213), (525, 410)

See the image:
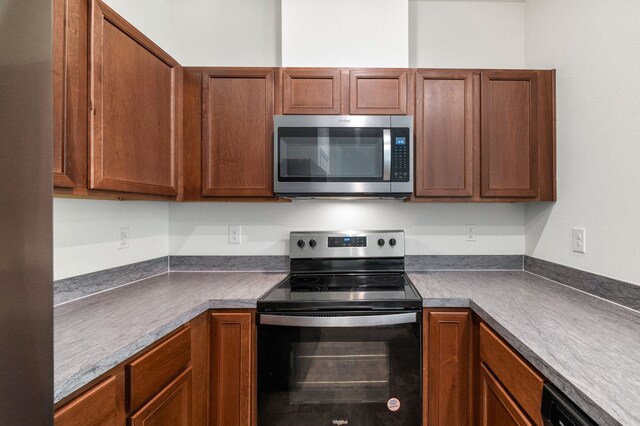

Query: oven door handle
(259, 312), (418, 328)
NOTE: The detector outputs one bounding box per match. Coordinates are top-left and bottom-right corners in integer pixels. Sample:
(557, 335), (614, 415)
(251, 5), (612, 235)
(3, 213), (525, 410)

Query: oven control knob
(297, 239), (305, 248)
(377, 238), (385, 247)
(309, 239), (317, 248)
(389, 238), (397, 247)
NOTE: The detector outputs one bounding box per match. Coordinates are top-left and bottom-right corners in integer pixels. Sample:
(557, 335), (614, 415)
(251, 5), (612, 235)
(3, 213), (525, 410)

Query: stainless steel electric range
(257, 231), (422, 426)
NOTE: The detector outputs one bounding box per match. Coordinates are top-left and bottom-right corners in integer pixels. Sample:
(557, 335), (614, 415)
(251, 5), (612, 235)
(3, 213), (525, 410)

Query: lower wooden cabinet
(479, 363), (533, 426)
(54, 374), (125, 426)
(130, 368), (192, 426)
(210, 311), (254, 426)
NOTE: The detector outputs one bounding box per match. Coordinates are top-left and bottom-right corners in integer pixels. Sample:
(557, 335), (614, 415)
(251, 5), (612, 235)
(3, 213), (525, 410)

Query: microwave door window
(279, 128), (384, 181)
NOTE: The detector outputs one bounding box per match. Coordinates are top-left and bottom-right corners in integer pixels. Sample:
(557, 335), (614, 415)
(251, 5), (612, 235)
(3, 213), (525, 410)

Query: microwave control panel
(391, 128), (410, 182)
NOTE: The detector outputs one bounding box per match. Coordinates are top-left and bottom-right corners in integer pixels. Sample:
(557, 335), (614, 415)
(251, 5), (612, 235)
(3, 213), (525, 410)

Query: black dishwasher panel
(541, 383), (597, 426)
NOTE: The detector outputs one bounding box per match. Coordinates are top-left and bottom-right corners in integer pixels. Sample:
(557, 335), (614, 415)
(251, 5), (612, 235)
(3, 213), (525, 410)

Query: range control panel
(290, 230), (405, 259)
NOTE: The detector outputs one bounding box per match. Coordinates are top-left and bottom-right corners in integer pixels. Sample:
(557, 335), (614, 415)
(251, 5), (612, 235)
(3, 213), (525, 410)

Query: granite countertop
(54, 271), (286, 404)
(409, 271), (640, 426)
(55, 270), (640, 425)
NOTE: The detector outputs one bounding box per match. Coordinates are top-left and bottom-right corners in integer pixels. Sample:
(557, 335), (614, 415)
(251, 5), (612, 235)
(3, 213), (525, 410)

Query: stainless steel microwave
(274, 115), (413, 198)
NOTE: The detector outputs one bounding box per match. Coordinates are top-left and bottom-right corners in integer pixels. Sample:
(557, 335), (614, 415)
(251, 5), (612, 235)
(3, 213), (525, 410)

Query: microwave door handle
(259, 312), (417, 327)
(383, 128), (391, 181)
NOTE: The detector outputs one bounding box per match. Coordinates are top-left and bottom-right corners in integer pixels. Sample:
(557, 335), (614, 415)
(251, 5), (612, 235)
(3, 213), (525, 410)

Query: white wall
(281, 0), (409, 67)
(524, 0), (640, 286)
(170, 202), (524, 256)
(54, 199), (169, 280)
(409, 0), (525, 68)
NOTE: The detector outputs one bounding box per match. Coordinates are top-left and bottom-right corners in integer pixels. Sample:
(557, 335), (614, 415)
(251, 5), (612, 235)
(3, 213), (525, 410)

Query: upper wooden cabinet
(415, 70), (475, 197)
(481, 70), (540, 198)
(281, 68), (343, 115)
(201, 68), (275, 198)
(89, 0), (182, 196)
(350, 69), (410, 115)
(53, 0), (87, 189)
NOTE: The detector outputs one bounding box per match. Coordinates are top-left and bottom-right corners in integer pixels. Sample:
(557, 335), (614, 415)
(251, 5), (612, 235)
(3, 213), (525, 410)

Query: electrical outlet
(229, 225), (241, 244)
(465, 225), (477, 242)
(572, 228), (586, 253)
(118, 227), (130, 250)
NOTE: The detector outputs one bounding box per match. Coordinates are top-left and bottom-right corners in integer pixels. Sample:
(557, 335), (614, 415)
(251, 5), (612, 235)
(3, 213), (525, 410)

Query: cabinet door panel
(55, 375), (124, 426)
(130, 368), (192, 426)
(481, 71), (538, 197)
(210, 312), (253, 426)
(349, 69), (408, 114)
(416, 70), (474, 197)
(425, 310), (471, 426)
(53, 0), (87, 188)
(90, 0), (181, 196)
(283, 68), (341, 114)
(202, 69), (274, 197)
(480, 364), (533, 426)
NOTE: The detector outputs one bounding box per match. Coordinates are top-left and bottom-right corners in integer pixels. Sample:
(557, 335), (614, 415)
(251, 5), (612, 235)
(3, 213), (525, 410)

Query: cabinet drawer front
(127, 326), (191, 412)
(480, 363), (534, 426)
(479, 323), (544, 425)
(130, 368), (192, 426)
(54, 376), (119, 426)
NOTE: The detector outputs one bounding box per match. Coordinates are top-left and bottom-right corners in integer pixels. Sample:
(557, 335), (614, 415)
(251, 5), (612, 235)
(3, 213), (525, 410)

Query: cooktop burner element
(258, 230), (422, 311)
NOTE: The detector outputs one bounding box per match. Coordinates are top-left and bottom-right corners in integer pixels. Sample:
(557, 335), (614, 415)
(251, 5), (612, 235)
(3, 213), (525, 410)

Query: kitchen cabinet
(201, 69), (275, 198)
(210, 311), (255, 426)
(424, 309), (472, 426)
(479, 364), (533, 426)
(415, 70), (476, 198)
(129, 369), (192, 426)
(89, 0), (182, 197)
(280, 68), (344, 115)
(349, 68), (411, 115)
(53, 0), (87, 189)
(54, 374), (125, 426)
(479, 322), (545, 425)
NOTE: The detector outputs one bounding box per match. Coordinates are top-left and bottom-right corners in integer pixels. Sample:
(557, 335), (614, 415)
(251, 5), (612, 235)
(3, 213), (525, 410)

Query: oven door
(258, 312), (422, 426)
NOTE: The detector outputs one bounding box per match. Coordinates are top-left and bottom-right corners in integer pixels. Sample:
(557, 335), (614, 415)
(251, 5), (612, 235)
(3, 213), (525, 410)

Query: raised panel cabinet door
(55, 375), (124, 426)
(202, 69), (274, 197)
(53, 0), (87, 188)
(479, 364), (533, 426)
(481, 71), (539, 198)
(130, 368), (192, 426)
(425, 310), (471, 426)
(282, 68), (341, 114)
(349, 69), (408, 115)
(416, 70), (475, 197)
(210, 312), (253, 426)
(90, 0), (181, 196)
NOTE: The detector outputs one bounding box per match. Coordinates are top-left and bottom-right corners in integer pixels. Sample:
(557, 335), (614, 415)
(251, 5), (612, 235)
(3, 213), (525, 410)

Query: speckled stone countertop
(55, 270), (640, 426)
(409, 271), (640, 426)
(54, 271), (286, 404)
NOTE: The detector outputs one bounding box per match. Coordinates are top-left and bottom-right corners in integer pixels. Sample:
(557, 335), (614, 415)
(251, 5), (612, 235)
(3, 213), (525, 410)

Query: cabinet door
(202, 69), (274, 197)
(130, 368), (192, 426)
(53, 0), (87, 188)
(282, 68), (342, 114)
(55, 375), (124, 426)
(425, 310), (471, 426)
(210, 312), (253, 426)
(481, 71), (538, 198)
(349, 69), (408, 114)
(90, 0), (181, 196)
(480, 364), (533, 426)
(416, 70), (474, 197)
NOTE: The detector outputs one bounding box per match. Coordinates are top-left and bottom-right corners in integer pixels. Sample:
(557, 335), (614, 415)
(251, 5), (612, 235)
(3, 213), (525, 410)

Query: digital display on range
(328, 236), (367, 247)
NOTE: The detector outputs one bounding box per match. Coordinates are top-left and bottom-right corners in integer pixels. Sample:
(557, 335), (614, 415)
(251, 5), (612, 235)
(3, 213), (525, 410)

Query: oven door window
(278, 127), (384, 181)
(258, 323), (421, 426)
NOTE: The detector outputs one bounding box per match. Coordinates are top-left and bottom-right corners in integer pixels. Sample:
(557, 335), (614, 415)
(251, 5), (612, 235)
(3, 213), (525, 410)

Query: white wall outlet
(465, 225), (477, 242)
(229, 225), (241, 244)
(572, 228), (586, 253)
(118, 227), (130, 250)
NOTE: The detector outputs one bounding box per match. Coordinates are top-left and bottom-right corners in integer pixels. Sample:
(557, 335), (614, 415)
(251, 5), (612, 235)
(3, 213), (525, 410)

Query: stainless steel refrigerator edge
(0, 0), (54, 424)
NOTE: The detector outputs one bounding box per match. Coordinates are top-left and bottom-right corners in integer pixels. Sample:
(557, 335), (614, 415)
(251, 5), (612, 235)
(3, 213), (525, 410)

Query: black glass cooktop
(258, 273), (422, 311)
